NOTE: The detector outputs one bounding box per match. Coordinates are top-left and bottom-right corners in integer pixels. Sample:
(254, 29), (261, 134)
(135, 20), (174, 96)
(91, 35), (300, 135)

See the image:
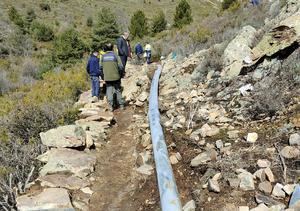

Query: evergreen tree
(173, 0), (192, 28)
(152, 10), (167, 34)
(129, 10), (148, 39)
(31, 21), (54, 42)
(91, 8), (119, 50)
(86, 16), (93, 27)
(52, 28), (85, 66)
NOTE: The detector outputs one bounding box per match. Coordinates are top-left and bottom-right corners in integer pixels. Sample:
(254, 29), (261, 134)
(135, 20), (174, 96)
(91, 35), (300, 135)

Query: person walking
(100, 43), (125, 111)
(117, 32), (130, 71)
(135, 42), (144, 64)
(145, 42), (152, 64)
(86, 49), (101, 102)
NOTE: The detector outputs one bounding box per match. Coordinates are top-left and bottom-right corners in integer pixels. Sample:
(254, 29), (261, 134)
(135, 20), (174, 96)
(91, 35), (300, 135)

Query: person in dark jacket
(86, 50), (101, 101)
(117, 32), (130, 70)
(100, 43), (124, 111)
(135, 42), (143, 63)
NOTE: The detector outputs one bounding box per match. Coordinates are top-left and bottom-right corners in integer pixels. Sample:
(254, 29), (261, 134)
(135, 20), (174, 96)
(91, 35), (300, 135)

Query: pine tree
(91, 8), (119, 50)
(129, 10), (148, 39)
(173, 0), (192, 28)
(52, 28), (85, 66)
(8, 6), (26, 32)
(152, 10), (167, 34)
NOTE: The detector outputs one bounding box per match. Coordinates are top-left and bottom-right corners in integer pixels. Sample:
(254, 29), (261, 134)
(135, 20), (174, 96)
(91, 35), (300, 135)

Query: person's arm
(117, 56), (125, 78)
(117, 38), (124, 56)
(99, 58), (104, 79)
(86, 58), (90, 74)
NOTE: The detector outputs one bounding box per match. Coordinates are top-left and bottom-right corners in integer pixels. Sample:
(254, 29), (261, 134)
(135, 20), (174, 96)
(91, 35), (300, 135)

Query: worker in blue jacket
(86, 49), (101, 102)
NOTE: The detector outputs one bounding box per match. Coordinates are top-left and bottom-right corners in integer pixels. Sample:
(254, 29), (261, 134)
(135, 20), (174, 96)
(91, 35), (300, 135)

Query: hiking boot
(91, 96), (98, 103)
(108, 105), (114, 112)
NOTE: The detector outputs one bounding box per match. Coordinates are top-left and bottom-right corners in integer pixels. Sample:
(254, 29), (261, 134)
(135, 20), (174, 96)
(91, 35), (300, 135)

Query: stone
(16, 188), (74, 211)
(255, 193), (284, 207)
(85, 111), (114, 122)
(238, 171), (255, 191)
(272, 183), (285, 198)
(190, 152), (211, 167)
(223, 203), (238, 211)
(183, 200), (196, 211)
(136, 151), (152, 166)
(138, 92), (148, 102)
(216, 140), (224, 149)
(254, 169), (266, 182)
(175, 152), (182, 161)
(141, 133), (151, 147)
(259, 181), (273, 194)
(40, 125), (86, 148)
(81, 187), (93, 195)
(135, 100), (144, 107)
(199, 124), (220, 137)
(212, 173), (222, 181)
(264, 167), (275, 183)
(228, 178), (241, 188)
(39, 148), (96, 178)
(289, 133), (300, 146)
(227, 130), (240, 139)
(85, 131), (95, 149)
(136, 164), (153, 175)
(269, 204), (286, 211)
(257, 159), (271, 168)
(280, 146), (300, 159)
(38, 174), (89, 190)
(208, 179), (220, 193)
(247, 132), (258, 143)
(170, 154), (179, 165)
(222, 25), (257, 79)
(283, 184), (296, 195)
(250, 203), (269, 211)
(239, 206), (249, 211)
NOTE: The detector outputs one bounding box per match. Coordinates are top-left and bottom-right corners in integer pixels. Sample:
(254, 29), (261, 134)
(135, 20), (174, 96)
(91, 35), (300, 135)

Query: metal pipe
(148, 65), (182, 211)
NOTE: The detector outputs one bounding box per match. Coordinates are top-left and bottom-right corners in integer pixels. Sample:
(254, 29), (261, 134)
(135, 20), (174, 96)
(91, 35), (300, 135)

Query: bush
(152, 10), (167, 34)
(31, 21), (54, 42)
(129, 10), (148, 39)
(173, 0), (192, 28)
(8, 6), (26, 32)
(86, 16), (93, 27)
(190, 26), (212, 43)
(222, 0), (238, 10)
(25, 8), (36, 24)
(91, 8), (119, 50)
(39, 3), (51, 11)
(51, 28), (85, 66)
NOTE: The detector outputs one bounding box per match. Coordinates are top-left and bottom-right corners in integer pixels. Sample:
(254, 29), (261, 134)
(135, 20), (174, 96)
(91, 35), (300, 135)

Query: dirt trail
(89, 108), (140, 211)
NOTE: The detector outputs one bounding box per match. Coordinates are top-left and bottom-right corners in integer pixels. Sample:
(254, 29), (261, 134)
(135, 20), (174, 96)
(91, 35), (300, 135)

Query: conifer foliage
(152, 10), (167, 34)
(173, 0), (192, 28)
(129, 10), (148, 39)
(91, 8), (119, 50)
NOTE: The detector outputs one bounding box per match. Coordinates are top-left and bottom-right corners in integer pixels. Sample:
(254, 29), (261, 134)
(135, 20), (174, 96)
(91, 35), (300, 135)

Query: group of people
(86, 32), (152, 112)
(134, 42), (152, 65)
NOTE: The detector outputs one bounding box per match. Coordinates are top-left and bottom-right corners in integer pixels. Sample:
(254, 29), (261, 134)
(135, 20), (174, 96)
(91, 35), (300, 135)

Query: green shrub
(152, 10), (167, 34)
(8, 6), (26, 32)
(31, 21), (54, 42)
(86, 16), (93, 27)
(91, 8), (119, 50)
(190, 26), (212, 43)
(51, 28), (85, 66)
(222, 0), (238, 10)
(39, 3), (51, 11)
(26, 8), (36, 23)
(129, 10), (148, 39)
(173, 0), (192, 28)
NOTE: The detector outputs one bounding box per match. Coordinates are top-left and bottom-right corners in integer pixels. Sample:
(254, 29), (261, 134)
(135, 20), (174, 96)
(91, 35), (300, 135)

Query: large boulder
(39, 148), (96, 178)
(40, 125), (86, 148)
(16, 188), (74, 211)
(222, 25), (257, 79)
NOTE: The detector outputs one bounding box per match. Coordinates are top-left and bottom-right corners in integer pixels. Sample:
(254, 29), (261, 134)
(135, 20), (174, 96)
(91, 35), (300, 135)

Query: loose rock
(280, 146), (300, 159)
(247, 132), (258, 143)
(259, 181), (273, 194)
(289, 133), (300, 146)
(272, 183), (286, 198)
(208, 179), (221, 193)
(183, 200), (196, 211)
(257, 159), (271, 168)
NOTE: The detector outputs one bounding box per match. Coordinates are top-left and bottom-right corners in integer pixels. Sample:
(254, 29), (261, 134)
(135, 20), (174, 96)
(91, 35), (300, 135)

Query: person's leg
(91, 76), (96, 96)
(120, 56), (127, 69)
(94, 76), (100, 98)
(106, 82), (114, 111)
(115, 80), (124, 109)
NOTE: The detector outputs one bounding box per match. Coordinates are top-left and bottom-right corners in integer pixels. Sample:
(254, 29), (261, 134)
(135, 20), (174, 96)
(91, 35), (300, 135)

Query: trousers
(106, 80), (124, 107)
